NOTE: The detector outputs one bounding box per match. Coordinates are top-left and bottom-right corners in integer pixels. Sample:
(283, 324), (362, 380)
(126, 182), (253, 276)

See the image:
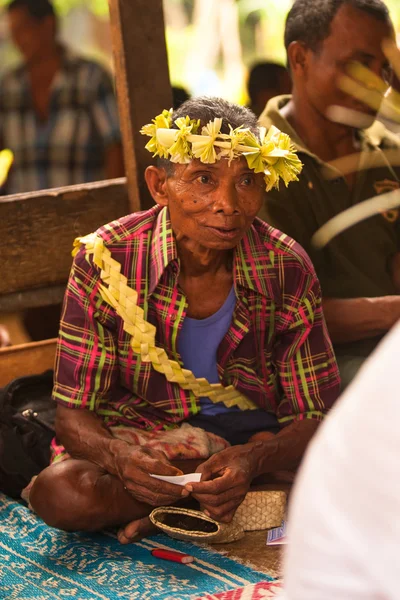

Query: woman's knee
(29, 460), (101, 531)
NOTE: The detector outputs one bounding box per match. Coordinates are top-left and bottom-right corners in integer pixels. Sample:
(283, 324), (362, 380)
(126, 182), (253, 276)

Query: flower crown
(140, 109), (303, 192)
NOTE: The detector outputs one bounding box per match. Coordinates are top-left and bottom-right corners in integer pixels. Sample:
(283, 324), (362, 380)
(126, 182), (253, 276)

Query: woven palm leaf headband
(140, 109), (303, 192)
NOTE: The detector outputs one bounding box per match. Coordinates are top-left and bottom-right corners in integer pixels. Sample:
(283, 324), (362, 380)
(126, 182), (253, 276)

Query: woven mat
(0, 494), (276, 600)
(210, 530), (283, 579)
(196, 580), (284, 599)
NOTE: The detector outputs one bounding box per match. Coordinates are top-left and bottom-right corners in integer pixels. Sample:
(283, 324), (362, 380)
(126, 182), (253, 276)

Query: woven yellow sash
(73, 234), (257, 411)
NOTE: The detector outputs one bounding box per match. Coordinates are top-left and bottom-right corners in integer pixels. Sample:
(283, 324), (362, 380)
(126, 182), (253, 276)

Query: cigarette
(151, 549), (194, 564)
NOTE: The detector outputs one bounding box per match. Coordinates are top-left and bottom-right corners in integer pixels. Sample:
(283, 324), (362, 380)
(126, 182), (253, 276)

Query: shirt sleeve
(52, 247), (120, 412)
(274, 256), (341, 425)
(90, 65), (122, 147)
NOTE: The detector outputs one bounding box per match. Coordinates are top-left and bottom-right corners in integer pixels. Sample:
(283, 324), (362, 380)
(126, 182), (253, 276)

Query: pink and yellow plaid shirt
(52, 206), (340, 458)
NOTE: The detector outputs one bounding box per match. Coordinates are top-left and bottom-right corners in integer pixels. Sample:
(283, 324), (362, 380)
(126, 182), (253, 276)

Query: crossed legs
(29, 430), (290, 543)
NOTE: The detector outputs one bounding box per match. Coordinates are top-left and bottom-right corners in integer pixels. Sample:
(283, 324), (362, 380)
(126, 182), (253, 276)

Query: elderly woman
(29, 97), (340, 544)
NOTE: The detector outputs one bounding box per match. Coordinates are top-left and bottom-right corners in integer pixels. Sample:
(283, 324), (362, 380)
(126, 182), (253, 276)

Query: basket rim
(149, 506), (221, 538)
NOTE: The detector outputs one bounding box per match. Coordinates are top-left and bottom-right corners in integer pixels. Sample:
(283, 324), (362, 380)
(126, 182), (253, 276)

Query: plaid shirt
(53, 205), (340, 441)
(0, 48), (121, 194)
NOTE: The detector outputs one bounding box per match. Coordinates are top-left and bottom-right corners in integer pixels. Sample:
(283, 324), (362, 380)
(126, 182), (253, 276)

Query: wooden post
(109, 0), (173, 212)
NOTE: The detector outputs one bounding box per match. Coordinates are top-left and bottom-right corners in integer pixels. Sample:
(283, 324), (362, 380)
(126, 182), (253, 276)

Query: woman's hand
(111, 441), (187, 507)
(184, 444), (257, 523)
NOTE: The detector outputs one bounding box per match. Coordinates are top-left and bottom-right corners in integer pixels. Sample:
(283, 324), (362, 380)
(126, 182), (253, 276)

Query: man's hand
(111, 441), (187, 507)
(184, 445), (257, 523)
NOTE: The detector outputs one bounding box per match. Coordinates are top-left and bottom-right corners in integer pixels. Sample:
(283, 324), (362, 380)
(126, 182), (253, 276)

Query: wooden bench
(0, 339), (57, 387)
(0, 178), (129, 313)
(0, 178), (130, 382)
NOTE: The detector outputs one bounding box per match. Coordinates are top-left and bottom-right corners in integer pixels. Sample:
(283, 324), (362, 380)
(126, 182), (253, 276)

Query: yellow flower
(191, 118), (223, 163)
(263, 127), (303, 189)
(141, 111), (302, 192)
(218, 125), (254, 164)
(264, 168), (279, 193)
(140, 109), (173, 159)
(243, 129), (275, 174)
(0, 149), (13, 188)
(168, 116), (200, 163)
(246, 126), (303, 191)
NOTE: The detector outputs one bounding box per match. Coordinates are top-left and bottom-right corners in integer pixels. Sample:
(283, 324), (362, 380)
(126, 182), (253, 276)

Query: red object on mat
(151, 549), (194, 564)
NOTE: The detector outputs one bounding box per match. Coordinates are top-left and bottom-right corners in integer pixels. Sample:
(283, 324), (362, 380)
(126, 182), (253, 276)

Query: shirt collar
(148, 207), (272, 298)
(148, 207), (179, 296)
(59, 45), (82, 71)
(234, 221), (273, 298)
(260, 95), (314, 157)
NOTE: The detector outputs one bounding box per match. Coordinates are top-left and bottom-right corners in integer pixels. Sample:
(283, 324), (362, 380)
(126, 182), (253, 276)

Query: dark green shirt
(259, 95), (400, 356)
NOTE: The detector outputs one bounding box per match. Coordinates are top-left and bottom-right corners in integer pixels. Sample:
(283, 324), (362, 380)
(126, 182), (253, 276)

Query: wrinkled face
(303, 4), (394, 120)
(156, 157), (265, 251)
(8, 7), (55, 63)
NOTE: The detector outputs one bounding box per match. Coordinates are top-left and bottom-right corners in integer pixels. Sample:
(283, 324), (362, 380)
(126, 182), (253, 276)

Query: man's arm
(54, 249), (183, 506)
(56, 405), (185, 507)
(185, 419), (318, 523)
(322, 295), (400, 343)
(56, 404), (126, 476)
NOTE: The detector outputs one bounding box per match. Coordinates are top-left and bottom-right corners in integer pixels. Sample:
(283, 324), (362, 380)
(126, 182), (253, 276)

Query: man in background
(259, 0), (400, 388)
(247, 62), (291, 117)
(0, 0), (124, 195)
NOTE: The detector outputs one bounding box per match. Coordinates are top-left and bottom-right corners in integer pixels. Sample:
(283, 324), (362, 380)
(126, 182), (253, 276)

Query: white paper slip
(150, 472), (202, 486)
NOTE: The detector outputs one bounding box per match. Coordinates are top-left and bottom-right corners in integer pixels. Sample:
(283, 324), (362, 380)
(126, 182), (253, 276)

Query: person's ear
(287, 41), (309, 78)
(145, 165), (169, 207)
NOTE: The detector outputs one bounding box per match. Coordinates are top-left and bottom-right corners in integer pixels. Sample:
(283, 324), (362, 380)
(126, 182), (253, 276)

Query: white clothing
(283, 321), (400, 599)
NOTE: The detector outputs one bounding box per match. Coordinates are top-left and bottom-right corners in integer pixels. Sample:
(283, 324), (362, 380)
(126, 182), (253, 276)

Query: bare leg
(30, 459), (149, 532)
(30, 435), (293, 543)
(29, 457), (204, 541)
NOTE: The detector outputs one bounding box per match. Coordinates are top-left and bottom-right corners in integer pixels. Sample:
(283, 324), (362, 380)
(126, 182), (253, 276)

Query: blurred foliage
(0, 0), (397, 27)
(0, 0), (397, 34)
(0, 0), (109, 17)
(0, 0), (398, 99)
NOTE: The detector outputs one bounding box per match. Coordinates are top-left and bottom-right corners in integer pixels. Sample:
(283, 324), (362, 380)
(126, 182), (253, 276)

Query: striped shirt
(0, 48), (121, 194)
(53, 206), (340, 441)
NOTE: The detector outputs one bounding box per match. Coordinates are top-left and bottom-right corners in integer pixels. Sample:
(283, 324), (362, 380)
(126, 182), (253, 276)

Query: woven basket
(150, 490), (287, 544)
(149, 506), (244, 544)
(234, 490), (286, 531)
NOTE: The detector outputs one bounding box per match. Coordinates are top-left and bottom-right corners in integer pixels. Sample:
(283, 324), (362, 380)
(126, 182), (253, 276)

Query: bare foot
(117, 515), (157, 545)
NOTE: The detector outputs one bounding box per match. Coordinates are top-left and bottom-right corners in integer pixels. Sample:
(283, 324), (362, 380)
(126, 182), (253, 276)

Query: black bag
(0, 370), (56, 498)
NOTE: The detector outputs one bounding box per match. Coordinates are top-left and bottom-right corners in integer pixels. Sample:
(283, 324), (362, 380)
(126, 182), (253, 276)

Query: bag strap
(73, 233), (257, 411)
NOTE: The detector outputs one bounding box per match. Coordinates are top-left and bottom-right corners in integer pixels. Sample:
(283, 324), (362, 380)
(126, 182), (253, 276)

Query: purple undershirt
(179, 286), (240, 416)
